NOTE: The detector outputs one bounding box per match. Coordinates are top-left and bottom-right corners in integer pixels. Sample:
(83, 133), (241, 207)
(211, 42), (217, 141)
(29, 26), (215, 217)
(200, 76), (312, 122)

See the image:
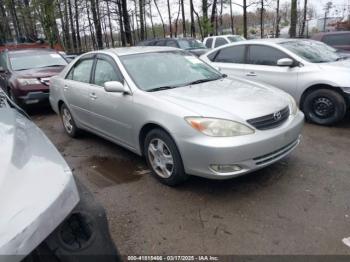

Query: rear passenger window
(214, 37), (228, 48)
(214, 45), (245, 63)
(322, 34), (350, 46)
(205, 38), (213, 48)
(67, 59), (94, 83)
(248, 45), (287, 66)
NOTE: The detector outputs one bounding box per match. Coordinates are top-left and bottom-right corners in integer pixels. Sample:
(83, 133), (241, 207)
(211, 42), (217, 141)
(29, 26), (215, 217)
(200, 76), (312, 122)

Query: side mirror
(104, 81), (130, 94)
(277, 58), (294, 67)
(0, 66), (6, 73)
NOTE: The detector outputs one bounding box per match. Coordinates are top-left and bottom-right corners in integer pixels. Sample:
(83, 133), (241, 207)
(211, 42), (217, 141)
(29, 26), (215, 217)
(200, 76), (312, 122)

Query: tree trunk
(117, 0), (126, 46)
(63, 0), (72, 52)
(229, 0), (234, 34)
(174, 0), (181, 37)
(289, 0), (297, 38)
(181, 0), (186, 36)
(300, 0), (308, 37)
(167, 0), (172, 37)
(260, 0), (264, 38)
(275, 0), (280, 37)
(149, 1), (156, 38)
(106, 0), (115, 47)
(122, 0), (132, 45)
(90, 0), (103, 49)
(86, 1), (97, 49)
(190, 0), (196, 37)
(154, 0), (166, 37)
(243, 0), (248, 38)
(202, 0), (209, 37)
(193, 5), (203, 40)
(74, 0), (82, 52)
(68, 0), (77, 53)
(210, 0), (217, 36)
(139, 0), (145, 40)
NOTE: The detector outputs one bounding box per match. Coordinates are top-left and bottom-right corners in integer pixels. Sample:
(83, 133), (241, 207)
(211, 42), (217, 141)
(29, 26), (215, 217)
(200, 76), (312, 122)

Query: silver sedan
(50, 47), (304, 186)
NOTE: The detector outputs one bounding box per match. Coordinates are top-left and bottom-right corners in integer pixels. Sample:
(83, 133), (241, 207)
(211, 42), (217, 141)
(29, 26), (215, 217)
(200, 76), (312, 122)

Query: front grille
(253, 138), (299, 166)
(247, 106), (290, 130)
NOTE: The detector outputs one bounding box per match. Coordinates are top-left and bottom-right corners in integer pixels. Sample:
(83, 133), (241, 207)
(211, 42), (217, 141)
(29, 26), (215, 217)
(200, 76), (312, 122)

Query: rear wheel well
(139, 123), (172, 156)
(300, 84), (348, 110)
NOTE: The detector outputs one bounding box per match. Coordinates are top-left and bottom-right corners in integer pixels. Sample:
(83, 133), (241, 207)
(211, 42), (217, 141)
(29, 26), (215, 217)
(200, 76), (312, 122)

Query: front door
(88, 54), (134, 148)
(244, 45), (299, 97)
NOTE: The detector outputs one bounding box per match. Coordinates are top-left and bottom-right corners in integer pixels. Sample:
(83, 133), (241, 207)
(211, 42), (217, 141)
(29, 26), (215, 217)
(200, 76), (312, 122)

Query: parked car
(0, 90), (119, 261)
(137, 38), (208, 56)
(312, 31), (350, 52)
(200, 39), (350, 125)
(0, 48), (68, 107)
(203, 34), (246, 49)
(49, 47), (304, 186)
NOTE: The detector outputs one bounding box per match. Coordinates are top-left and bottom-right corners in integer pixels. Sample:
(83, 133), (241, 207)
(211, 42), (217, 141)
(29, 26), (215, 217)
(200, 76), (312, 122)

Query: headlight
(185, 117), (254, 137)
(288, 95), (298, 116)
(17, 78), (41, 85)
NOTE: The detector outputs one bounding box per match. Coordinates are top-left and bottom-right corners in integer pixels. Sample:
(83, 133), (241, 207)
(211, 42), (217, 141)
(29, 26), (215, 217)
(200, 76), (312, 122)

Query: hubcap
(62, 108), (73, 133)
(312, 97), (334, 118)
(148, 138), (174, 178)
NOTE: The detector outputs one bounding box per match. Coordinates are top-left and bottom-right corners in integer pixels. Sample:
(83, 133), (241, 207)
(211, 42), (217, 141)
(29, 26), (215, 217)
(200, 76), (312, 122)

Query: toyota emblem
(273, 111), (282, 121)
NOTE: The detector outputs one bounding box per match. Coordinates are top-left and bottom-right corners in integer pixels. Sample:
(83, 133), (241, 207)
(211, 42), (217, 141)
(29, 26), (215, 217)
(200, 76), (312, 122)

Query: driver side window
(93, 59), (123, 87)
(248, 45), (288, 66)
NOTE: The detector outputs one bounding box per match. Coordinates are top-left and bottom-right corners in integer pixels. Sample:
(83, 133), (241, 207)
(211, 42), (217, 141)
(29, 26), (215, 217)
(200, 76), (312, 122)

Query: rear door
(244, 44), (299, 96)
(208, 45), (247, 78)
(63, 54), (95, 127)
(88, 54), (134, 147)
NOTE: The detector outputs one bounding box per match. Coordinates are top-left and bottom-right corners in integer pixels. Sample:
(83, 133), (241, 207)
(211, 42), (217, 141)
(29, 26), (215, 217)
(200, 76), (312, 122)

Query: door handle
(246, 72), (257, 77)
(89, 93), (97, 100)
(63, 85), (69, 91)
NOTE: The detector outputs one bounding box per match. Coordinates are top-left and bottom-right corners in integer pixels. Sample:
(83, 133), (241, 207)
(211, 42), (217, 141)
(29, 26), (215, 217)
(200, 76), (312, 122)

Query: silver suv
(201, 39), (350, 125)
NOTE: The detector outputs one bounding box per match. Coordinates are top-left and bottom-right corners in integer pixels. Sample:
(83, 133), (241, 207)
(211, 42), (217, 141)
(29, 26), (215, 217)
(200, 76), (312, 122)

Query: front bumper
(18, 91), (49, 105)
(177, 111), (304, 179)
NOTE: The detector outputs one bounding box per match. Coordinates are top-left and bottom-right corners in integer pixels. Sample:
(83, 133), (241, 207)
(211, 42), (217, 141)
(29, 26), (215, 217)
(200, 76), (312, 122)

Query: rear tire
(302, 89), (346, 125)
(144, 129), (188, 186)
(60, 103), (80, 138)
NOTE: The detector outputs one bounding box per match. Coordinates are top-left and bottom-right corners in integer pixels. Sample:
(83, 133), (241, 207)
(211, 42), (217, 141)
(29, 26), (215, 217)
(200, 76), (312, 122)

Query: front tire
(144, 129), (188, 186)
(60, 104), (80, 138)
(302, 89), (346, 125)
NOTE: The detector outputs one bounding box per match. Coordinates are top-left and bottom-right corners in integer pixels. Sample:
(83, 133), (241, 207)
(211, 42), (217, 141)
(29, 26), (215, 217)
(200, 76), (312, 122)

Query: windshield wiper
(147, 85), (180, 92)
(186, 77), (221, 85)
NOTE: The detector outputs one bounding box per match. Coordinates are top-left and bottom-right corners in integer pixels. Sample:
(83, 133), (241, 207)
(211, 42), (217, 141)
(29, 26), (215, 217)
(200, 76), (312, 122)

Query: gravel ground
(31, 109), (350, 256)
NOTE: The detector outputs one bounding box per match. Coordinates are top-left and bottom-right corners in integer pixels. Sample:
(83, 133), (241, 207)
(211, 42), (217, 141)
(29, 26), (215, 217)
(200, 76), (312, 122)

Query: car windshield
(9, 52), (67, 71)
(178, 39), (206, 50)
(228, 36), (245, 42)
(120, 51), (222, 91)
(280, 40), (343, 63)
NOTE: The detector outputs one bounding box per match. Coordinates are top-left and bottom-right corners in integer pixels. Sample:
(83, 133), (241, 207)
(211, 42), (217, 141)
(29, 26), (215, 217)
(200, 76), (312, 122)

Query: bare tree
(181, 0), (186, 36)
(229, 0), (234, 34)
(275, 0), (280, 37)
(154, 0), (166, 37)
(289, 0), (297, 37)
(167, 0), (172, 37)
(189, 0), (196, 37)
(210, 0), (218, 36)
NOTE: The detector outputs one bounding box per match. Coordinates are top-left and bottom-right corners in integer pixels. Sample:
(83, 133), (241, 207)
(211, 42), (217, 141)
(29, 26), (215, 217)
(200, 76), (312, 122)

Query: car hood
(154, 77), (290, 121)
(0, 108), (79, 258)
(318, 59), (350, 71)
(13, 66), (65, 79)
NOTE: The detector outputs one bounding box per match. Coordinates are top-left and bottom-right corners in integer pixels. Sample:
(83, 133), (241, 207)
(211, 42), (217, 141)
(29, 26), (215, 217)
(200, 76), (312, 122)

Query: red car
(312, 31), (350, 52)
(0, 47), (68, 107)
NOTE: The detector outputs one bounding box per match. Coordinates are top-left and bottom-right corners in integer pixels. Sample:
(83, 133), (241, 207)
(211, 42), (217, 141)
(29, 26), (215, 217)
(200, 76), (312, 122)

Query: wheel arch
(299, 84), (348, 110)
(138, 122), (178, 157)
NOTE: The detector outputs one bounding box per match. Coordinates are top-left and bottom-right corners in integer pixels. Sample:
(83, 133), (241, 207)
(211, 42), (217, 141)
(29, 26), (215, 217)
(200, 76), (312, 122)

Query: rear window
(9, 51), (67, 71)
(322, 34), (350, 46)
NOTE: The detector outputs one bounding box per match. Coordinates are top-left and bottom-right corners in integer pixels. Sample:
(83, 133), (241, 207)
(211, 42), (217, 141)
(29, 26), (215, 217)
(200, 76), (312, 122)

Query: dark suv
(312, 31), (350, 52)
(0, 48), (68, 106)
(137, 37), (208, 56)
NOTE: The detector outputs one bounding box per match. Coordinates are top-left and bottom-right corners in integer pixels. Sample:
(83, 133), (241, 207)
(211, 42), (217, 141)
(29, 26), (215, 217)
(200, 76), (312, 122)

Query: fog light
(210, 164), (242, 173)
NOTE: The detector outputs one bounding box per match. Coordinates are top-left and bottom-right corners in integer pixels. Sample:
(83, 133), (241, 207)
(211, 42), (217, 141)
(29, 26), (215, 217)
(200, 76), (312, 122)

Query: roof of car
(6, 48), (58, 54)
(104, 46), (180, 56)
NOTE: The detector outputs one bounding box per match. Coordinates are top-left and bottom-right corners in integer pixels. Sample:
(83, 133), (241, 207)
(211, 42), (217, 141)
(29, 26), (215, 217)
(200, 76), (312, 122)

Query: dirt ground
(31, 109), (350, 255)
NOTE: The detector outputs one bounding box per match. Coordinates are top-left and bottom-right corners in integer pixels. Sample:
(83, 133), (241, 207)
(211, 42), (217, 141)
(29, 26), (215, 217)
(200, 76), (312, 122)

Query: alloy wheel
(62, 108), (73, 134)
(147, 138), (174, 178)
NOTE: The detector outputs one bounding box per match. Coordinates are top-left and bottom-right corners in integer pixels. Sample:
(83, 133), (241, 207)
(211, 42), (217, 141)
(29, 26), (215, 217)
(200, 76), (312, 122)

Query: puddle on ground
(84, 156), (150, 188)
